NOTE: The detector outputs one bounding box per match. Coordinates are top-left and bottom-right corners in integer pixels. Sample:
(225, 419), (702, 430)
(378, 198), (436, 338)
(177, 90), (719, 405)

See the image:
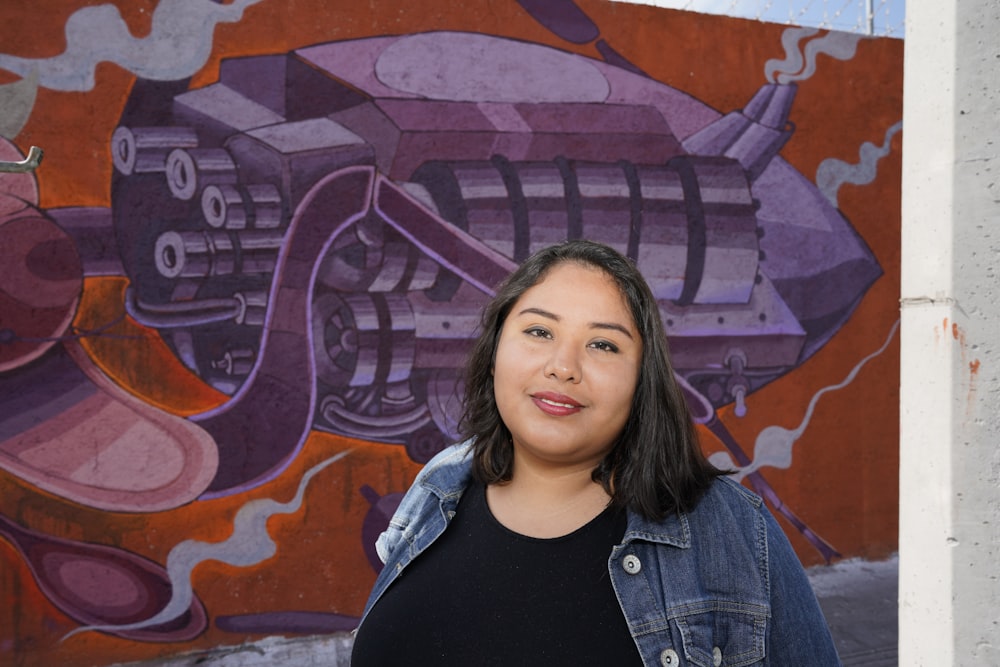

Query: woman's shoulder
(689, 476), (766, 523)
(391, 440), (475, 512)
(414, 440), (475, 488)
(707, 475), (763, 504)
(624, 476), (767, 544)
(374, 440), (475, 564)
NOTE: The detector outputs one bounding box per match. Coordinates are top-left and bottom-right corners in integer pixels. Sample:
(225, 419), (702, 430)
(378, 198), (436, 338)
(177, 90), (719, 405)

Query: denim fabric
(358, 441), (841, 666)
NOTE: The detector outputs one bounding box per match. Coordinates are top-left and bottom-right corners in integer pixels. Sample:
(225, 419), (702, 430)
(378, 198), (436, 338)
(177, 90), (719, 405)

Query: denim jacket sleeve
(761, 502), (842, 665)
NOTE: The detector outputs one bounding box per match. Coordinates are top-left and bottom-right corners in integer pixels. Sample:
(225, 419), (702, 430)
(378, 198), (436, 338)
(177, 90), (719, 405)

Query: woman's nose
(544, 344), (581, 383)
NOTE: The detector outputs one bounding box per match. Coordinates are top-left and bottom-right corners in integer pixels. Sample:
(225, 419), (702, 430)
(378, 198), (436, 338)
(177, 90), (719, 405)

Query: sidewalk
(808, 555), (899, 666)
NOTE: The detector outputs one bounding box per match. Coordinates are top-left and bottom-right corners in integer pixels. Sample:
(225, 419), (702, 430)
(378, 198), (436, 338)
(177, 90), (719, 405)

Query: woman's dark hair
(459, 239), (723, 520)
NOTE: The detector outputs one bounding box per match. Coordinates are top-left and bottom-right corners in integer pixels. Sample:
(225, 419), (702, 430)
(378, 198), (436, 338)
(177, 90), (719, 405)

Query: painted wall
(0, 1), (902, 664)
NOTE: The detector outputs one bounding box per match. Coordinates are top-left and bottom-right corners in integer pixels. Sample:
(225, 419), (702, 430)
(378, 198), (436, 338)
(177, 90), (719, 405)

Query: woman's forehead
(510, 263), (637, 327)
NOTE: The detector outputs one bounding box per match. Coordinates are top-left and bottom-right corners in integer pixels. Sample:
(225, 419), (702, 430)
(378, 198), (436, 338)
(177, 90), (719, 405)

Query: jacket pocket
(674, 609), (766, 666)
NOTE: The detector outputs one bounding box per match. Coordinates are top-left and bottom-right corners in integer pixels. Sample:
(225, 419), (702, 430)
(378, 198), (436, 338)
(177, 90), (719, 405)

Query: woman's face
(493, 262), (642, 472)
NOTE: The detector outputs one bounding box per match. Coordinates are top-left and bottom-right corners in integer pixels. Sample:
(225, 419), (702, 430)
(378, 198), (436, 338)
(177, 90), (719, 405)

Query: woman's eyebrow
(516, 307), (634, 339)
(591, 321), (634, 339)
(517, 306), (558, 320)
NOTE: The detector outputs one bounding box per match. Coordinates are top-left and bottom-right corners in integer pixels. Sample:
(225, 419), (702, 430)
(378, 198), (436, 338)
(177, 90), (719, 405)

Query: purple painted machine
(99, 32), (879, 496)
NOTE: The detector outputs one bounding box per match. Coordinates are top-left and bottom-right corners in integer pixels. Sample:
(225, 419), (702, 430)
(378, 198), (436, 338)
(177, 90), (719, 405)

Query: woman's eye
(524, 327), (551, 339)
(590, 340), (619, 353)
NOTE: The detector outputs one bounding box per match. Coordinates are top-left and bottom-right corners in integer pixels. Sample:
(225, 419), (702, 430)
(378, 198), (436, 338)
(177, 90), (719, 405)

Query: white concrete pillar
(899, 0), (1000, 664)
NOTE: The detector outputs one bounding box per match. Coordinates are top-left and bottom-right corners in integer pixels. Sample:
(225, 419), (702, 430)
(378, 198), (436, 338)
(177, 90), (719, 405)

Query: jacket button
(660, 648), (679, 666)
(622, 554), (642, 574)
(713, 646), (722, 666)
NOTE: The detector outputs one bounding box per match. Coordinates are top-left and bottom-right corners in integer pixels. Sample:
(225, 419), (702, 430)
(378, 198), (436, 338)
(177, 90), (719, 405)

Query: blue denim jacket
(359, 442), (842, 666)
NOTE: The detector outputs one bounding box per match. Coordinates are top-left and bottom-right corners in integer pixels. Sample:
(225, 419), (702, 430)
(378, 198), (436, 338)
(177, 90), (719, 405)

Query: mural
(0, 1), (902, 664)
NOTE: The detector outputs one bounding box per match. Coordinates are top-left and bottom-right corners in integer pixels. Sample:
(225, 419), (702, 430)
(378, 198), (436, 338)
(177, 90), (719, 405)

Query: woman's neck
(486, 458), (612, 538)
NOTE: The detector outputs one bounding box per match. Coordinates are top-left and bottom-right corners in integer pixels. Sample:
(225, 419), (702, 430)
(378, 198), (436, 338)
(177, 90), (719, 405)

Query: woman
(351, 240), (841, 666)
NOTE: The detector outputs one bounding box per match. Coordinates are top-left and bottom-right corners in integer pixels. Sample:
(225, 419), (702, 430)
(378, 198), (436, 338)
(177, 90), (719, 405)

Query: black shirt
(351, 481), (643, 666)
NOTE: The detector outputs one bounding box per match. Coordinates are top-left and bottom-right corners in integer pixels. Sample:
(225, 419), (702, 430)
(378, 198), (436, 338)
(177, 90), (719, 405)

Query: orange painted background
(0, 1), (901, 665)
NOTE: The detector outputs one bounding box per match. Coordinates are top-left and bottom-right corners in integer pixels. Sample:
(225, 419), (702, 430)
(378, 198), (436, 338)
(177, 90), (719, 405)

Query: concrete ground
(809, 555), (899, 666)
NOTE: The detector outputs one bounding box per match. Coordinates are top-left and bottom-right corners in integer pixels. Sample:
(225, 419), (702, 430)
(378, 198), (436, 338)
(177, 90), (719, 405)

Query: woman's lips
(531, 392), (583, 416)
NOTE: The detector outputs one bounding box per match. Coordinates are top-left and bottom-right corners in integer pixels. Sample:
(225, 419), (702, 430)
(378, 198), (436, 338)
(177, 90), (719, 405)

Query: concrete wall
(0, 2), (902, 665)
(899, 0), (1000, 663)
